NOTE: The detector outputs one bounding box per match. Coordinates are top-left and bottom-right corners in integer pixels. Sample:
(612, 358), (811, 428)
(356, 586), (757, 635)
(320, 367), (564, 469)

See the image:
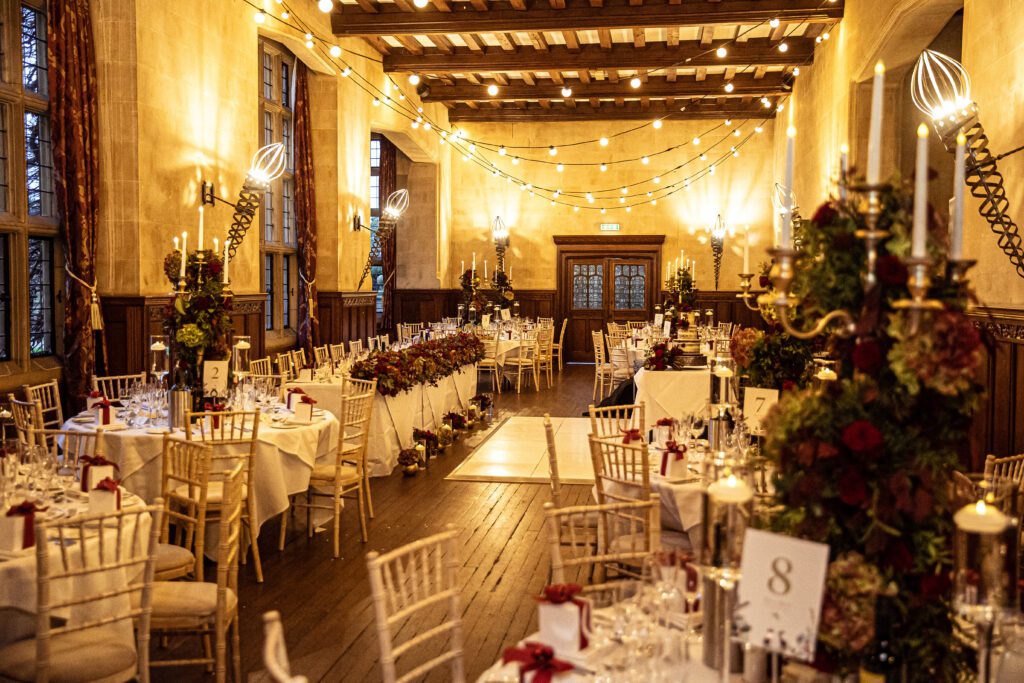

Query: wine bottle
(859, 596), (900, 683)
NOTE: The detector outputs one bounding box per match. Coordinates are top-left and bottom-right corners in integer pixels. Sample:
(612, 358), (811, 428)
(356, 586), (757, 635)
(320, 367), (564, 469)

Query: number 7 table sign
(742, 387), (779, 436)
(735, 528), (829, 662)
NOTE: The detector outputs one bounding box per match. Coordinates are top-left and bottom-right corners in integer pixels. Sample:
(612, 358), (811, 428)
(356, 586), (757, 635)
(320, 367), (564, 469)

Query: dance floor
(446, 415), (596, 484)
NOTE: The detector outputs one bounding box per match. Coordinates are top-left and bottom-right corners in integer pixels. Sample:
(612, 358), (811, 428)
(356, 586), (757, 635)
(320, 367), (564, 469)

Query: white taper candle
(867, 61), (886, 185)
(952, 131), (966, 260)
(782, 126), (796, 250)
(912, 123), (929, 258)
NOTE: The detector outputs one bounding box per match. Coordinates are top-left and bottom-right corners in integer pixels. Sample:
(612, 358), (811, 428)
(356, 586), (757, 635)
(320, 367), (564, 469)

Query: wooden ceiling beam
(448, 99), (777, 122)
(633, 28), (646, 48)
(562, 30), (580, 52)
(331, 0), (844, 36)
(383, 38), (814, 73)
(421, 71), (787, 101)
(459, 33), (486, 51)
(469, 0), (489, 9)
(431, 34), (455, 53)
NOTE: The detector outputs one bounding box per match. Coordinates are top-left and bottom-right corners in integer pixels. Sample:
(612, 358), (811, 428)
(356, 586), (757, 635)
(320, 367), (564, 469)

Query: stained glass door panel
(565, 258), (608, 362)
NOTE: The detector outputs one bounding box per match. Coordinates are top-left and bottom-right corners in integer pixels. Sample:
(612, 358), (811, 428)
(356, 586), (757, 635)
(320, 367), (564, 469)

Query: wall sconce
(912, 49), (1024, 279)
(705, 214), (730, 290)
(353, 214), (363, 231)
(492, 215), (510, 272)
(357, 189), (410, 289)
(200, 142), (286, 259)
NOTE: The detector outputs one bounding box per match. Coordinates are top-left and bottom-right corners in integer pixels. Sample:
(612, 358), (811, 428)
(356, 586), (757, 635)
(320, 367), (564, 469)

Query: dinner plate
(270, 423), (298, 430)
(71, 416), (95, 424)
(145, 428), (170, 435)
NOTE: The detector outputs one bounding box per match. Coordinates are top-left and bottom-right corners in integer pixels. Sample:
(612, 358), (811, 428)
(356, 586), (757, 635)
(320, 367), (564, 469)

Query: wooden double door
(555, 236), (663, 364)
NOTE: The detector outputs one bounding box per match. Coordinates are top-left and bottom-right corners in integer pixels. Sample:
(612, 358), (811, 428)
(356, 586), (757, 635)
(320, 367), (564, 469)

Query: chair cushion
(0, 625), (137, 682)
(173, 480), (247, 504)
(154, 542), (195, 577)
(311, 462), (360, 483)
(146, 581), (237, 630)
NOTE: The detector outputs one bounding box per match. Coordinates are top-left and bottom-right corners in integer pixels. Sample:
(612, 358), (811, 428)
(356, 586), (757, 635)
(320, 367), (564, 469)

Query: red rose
(811, 202), (837, 226)
(876, 254), (908, 287)
(781, 380), (796, 392)
(841, 420), (883, 454)
(884, 541), (915, 572)
(758, 275), (770, 288)
(838, 468), (867, 506)
(918, 572), (951, 600)
(852, 339), (884, 374)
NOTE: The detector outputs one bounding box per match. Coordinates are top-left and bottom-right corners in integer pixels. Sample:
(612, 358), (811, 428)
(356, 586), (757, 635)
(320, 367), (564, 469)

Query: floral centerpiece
(491, 270), (515, 308)
(460, 269), (487, 313)
(730, 325), (814, 391)
(350, 332), (485, 397)
(162, 250), (232, 398)
(444, 411), (467, 431)
(761, 182), (984, 678)
(643, 341), (684, 371)
(413, 428), (440, 455)
(663, 267), (697, 311)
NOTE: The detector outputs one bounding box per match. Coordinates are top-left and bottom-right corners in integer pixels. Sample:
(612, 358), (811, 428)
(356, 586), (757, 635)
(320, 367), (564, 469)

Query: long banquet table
(285, 364), (478, 476)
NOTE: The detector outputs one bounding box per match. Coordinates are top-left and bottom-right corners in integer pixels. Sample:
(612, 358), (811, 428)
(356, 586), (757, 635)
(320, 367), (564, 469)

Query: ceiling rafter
(330, 0), (844, 36)
(448, 99), (777, 122)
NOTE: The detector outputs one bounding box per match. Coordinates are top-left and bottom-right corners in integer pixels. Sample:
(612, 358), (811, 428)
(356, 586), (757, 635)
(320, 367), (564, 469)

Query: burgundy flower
(833, 232), (858, 250)
(758, 275), (771, 288)
(781, 379), (796, 392)
(888, 472), (913, 514)
(884, 541), (915, 572)
(841, 420), (883, 454)
(797, 441), (817, 467)
(812, 202), (837, 226)
(838, 468), (868, 506)
(876, 254), (907, 287)
(918, 572), (951, 600)
(817, 442), (839, 460)
(852, 339), (884, 374)
(207, 259), (222, 277)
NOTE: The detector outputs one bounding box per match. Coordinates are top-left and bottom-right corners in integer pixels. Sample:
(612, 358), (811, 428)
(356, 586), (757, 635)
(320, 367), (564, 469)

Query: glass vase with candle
(954, 475), (1017, 683)
(149, 335), (169, 386)
(457, 304), (465, 326)
(811, 358), (838, 392)
(709, 355), (738, 406)
(232, 335), (251, 381)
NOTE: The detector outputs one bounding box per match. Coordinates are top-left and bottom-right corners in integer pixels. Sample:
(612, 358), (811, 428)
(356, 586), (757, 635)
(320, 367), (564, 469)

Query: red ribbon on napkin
(7, 501), (47, 549)
(204, 401), (226, 428)
(287, 387), (306, 409)
(659, 440), (687, 477)
(502, 642), (574, 683)
(536, 583), (591, 649)
(98, 398), (112, 425)
(620, 428), (642, 444)
(80, 455), (119, 492)
(93, 477), (122, 510)
(88, 390), (102, 399)
(655, 417), (675, 427)
(300, 395), (316, 405)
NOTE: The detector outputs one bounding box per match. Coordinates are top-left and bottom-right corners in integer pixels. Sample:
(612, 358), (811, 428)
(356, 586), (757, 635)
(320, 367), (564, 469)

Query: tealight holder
(954, 475), (1017, 683)
(149, 335), (169, 385)
(232, 335), (251, 380)
(811, 358), (838, 392)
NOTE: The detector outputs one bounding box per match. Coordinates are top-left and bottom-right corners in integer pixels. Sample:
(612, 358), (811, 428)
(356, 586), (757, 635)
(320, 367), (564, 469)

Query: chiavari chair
(591, 331), (614, 400)
(329, 343), (346, 362)
(249, 357), (273, 375)
(551, 319), (567, 372)
(276, 352), (296, 382)
(588, 403), (645, 440)
(262, 611), (307, 683)
(23, 379), (64, 432)
(92, 373), (147, 400)
(313, 345), (331, 366)
(8, 394), (43, 445)
(366, 525), (466, 683)
(157, 434), (212, 581)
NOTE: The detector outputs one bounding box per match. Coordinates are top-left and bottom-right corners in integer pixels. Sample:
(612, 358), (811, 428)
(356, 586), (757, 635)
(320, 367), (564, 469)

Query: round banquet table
(0, 486), (149, 650)
(61, 411), (339, 538)
(632, 367), (711, 432)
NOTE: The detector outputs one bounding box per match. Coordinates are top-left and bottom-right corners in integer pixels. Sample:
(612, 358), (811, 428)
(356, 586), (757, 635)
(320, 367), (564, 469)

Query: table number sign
(653, 313), (664, 328)
(663, 320), (672, 338)
(743, 387), (779, 435)
(481, 313), (491, 327)
(500, 307), (511, 321)
(203, 360), (229, 396)
(736, 528), (829, 662)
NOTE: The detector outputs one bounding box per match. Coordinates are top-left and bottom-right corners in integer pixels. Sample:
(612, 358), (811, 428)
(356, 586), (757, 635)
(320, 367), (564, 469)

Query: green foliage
(162, 250), (233, 383)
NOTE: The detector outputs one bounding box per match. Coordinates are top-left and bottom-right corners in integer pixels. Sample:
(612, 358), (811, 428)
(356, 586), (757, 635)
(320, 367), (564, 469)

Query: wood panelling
(101, 294), (266, 376)
(393, 289), (557, 329)
(971, 306), (1024, 463)
(316, 291), (378, 346)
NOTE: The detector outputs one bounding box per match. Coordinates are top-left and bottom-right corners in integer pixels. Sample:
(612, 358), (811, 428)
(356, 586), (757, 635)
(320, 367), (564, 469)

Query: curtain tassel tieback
(299, 272), (319, 326)
(65, 265), (104, 331)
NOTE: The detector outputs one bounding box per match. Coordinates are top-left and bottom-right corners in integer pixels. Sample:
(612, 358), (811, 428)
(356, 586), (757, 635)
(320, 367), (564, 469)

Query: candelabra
(200, 143), (286, 260)
(912, 49), (1024, 279)
(357, 189), (410, 290)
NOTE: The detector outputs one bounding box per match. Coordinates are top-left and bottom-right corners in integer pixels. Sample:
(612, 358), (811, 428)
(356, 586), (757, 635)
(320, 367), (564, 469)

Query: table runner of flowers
(350, 332), (485, 397)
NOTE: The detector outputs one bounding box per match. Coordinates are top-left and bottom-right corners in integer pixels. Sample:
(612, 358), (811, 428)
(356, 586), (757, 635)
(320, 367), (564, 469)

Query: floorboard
(151, 363), (598, 682)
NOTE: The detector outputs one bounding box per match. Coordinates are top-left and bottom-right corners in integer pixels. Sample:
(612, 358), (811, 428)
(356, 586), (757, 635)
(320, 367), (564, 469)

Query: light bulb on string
(554, 189), (560, 197)
(281, 10), (290, 19)
(630, 76), (641, 89)
(700, 153), (707, 161)
(692, 136), (701, 145)
(793, 67), (800, 76)
(651, 199), (657, 205)
(755, 126), (763, 133)
(548, 145), (557, 156)
(725, 119), (732, 126)
(556, 163), (564, 172)
(778, 42), (789, 53)
(599, 137), (609, 147)
(724, 82), (734, 93)
(626, 206), (631, 213)
(561, 87), (573, 98)
(329, 45), (342, 58)
(600, 163), (608, 172)
(646, 191), (653, 197)
(423, 122), (431, 130)
(769, 17), (780, 28)
(408, 74), (420, 85)
(498, 146), (506, 155)
(601, 208), (606, 214)
(341, 67), (350, 77)
(586, 193), (594, 203)
(619, 197), (625, 203)
(372, 97), (380, 106)
(468, 143), (476, 152)
(487, 84), (499, 96)
(413, 0), (429, 6)
(641, 156), (649, 164)
(716, 47), (727, 58)
(733, 129), (741, 136)
(654, 176), (661, 184)
(512, 157), (520, 165)
(709, 165), (716, 175)
(411, 119), (420, 129)
(573, 206), (579, 212)
(652, 119), (662, 129)
(318, 0), (333, 11)
(621, 187), (628, 194)
(254, 9), (266, 23)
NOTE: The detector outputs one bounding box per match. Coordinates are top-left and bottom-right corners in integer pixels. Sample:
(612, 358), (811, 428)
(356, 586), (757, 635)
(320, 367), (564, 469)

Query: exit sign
(599, 223), (621, 232)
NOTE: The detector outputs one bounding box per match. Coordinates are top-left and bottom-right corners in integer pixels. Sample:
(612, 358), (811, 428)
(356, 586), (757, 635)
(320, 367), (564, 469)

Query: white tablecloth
(0, 489), (149, 650)
(633, 367), (711, 431)
(288, 365), (478, 477)
(62, 414), (339, 537)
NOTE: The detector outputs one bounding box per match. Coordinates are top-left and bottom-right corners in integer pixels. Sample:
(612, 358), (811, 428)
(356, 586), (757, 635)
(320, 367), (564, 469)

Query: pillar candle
(461, 259), (465, 274)
(213, 237), (219, 254)
(173, 235), (179, 252)
(472, 252), (476, 277)
(198, 205), (204, 251)
(781, 126), (795, 250)
(952, 131), (966, 260)
(867, 61), (885, 185)
(912, 124), (929, 258)
(180, 232), (188, 278)
(509, 265), (513, 279)
(223, 239), (231, 283)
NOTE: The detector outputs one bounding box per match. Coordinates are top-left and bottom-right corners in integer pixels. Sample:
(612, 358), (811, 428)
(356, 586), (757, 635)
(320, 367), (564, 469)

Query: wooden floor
(153, 363), (598, 682)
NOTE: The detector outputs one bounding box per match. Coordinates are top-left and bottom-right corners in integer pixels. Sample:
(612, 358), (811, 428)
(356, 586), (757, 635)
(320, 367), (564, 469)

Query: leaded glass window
(20, 5), (46, 96)
(0, 103), (8, 213)
(614, 264), (646, 310)
(0, 234), (8, 360)
(28, 236), (53, 356)
(282, 255), (291, 330)
(265, 255), (274, 331)
(572, 264), (603, 310)
(24, 109), (52, 217)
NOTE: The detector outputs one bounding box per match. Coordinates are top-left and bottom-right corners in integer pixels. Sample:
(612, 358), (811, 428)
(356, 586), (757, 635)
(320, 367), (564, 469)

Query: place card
(481, 313), (491, 327)
(743, 387), (779, 436)
(203, 360), (229, 396)
(653, 313), (664, 328)
(662, 320), (672, 338)
(500, 307), (511, 321)
(736, 529), (829, 662)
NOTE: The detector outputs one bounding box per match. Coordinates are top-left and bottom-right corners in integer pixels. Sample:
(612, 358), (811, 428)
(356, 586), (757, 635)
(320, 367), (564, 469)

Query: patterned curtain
(48, 0), (101, 409)
(378, 137), (397, 332)
(294, 63), (319, 358)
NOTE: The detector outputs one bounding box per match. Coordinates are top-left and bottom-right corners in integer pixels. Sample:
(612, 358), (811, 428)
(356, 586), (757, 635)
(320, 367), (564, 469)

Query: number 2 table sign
(203, 360), (230, 396)
(735, 528), (829, 662)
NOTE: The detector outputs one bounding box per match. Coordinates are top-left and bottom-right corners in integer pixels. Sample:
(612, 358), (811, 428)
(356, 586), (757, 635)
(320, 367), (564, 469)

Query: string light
(769, 18), (780, 28)
(372, 97), (380, 106)
(413, 0), (429, 6)
(641, 156), (649, 164)
(487, 84), (499, 96)
(498, 146), (506, 155)
(341, 67), (350, 77)
(652, 120), (662, 129)
(724, 82), (734, 93)
(715, 46), (727, 58)
(560, 87), (573, 98)
(511, 157), (520, 165)
(778, 42), (789, 53)
(654, 176), (661, 184)
(755, 126), (763, 133)
(254, 9), (266, 23)
(599, 137), (609, 147)
(621, 187), (628, 194)
(281, 10), (290, 19)
(630, 76), (641, 89)
(318, 0), (333, 11)
(329, 44), (341, 58)
(600, 163), (608, 172)
(556, 163), (564, 172)
(548, 145), (557, 156)
(408, 74), (420, 85)
(692, 136), (701, 145)
(423, 121), (431, 130)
